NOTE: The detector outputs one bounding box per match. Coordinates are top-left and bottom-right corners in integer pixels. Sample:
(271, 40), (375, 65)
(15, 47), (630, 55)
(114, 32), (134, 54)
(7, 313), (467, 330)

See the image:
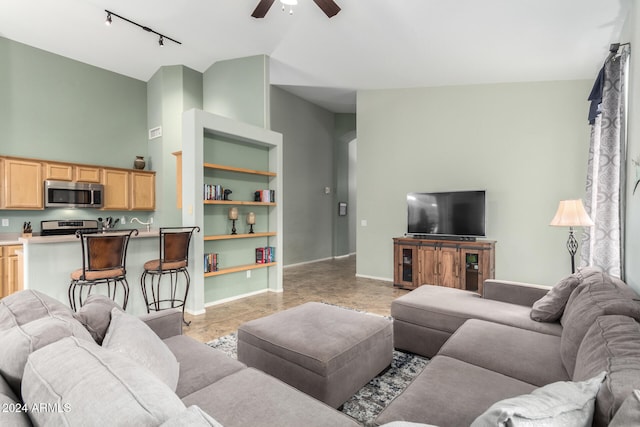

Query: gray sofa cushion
(471, 372), (605, 427)
(392, 285), (562, 337)
(102, 308), (180, 391)
(560, 273), (640, 376)
(182, 367), (361, 427)
(22, 336), (186, 426)
(163, 335), (246, 398)
(530, 267), (602, 322)
(438, 319), (568, 387)
(609, 390), (640, 427)
(573, 315), (640, 427)
(160, 405), (223, 427)
(0, 289), (72, 329)
(375, 355), (536, 427)
(0, 374), (32, 427)
(73, 294), (122, 344)
(0, 289), (94, 396)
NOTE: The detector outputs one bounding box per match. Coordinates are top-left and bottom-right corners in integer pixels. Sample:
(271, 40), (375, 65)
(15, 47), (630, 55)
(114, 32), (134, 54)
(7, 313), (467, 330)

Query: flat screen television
(407, 190), (486, 239)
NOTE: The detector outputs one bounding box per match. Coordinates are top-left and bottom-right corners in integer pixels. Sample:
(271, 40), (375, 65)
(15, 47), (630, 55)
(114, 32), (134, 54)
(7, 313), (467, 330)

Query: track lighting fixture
(104, 10), (181, 47)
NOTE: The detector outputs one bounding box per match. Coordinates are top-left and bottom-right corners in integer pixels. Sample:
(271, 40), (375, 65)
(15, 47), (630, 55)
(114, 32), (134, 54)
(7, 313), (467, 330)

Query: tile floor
(183, 255), (409, 343)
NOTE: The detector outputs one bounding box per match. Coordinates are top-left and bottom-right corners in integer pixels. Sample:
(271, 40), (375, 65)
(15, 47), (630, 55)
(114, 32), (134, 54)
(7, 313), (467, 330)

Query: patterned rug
(208, 332), (429, 426)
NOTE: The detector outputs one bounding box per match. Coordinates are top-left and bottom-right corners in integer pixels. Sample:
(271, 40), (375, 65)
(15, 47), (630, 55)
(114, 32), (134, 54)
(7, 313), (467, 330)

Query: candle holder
(228, 207), (238, 235)
(247, 212), (256, 234)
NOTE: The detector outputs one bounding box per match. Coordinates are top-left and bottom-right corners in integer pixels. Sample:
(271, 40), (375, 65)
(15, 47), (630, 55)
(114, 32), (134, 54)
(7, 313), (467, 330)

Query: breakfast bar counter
(20, 230), (162, 315)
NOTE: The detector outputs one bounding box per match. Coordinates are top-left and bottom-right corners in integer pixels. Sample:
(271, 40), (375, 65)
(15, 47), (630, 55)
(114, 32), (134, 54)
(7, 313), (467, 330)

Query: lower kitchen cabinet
(1, 245), (23, 298)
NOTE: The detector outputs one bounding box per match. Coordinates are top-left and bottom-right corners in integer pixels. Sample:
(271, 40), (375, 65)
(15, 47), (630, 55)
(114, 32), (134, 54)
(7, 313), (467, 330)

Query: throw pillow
(73, 294), (122, 344)
(470, 372), (606, 427)
(530, 267), (601, 322)
(102, 308), (180, 391)
(0, 289), (73, 331)
(22, 336), (185, 427)
(0, 374), (31, 427)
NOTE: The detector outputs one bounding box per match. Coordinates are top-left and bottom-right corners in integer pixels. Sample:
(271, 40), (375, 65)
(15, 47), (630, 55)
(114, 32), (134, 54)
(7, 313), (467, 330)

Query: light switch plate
(1, 219), (8, 227)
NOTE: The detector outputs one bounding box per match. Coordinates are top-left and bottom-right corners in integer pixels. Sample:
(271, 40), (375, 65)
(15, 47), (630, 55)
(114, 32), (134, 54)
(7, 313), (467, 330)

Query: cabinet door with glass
(393, 239), (419, 289)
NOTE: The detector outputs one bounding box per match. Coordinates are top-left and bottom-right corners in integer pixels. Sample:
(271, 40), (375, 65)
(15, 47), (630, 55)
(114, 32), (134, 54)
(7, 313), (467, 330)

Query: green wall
(0, 37), (148, 232)
(333, 114), (357, 257)
(270, 86), (335, 265)
(356, 80), (591, 286)
(203, 55), (269, 128)
(0, 37), (147, 166)
(147, 65), (203, 227)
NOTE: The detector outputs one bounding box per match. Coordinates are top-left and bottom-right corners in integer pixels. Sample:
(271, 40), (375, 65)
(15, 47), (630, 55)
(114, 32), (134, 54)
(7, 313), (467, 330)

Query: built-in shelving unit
(181, 110), (283, 315)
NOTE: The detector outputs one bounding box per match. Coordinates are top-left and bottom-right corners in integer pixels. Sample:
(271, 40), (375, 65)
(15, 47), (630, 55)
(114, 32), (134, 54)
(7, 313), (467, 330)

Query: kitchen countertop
(0, 229), (159, 245)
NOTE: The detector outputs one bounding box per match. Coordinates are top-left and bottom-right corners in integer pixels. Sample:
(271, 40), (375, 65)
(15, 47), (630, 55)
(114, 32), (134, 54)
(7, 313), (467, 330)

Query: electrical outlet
(1, 219), (8, 227)
(121, 216), (126, 224)
(246, 270), (251, 279)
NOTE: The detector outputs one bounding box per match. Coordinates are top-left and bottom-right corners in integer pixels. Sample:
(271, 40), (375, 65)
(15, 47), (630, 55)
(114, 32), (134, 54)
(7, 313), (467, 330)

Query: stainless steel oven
(44, 180), (104, 208)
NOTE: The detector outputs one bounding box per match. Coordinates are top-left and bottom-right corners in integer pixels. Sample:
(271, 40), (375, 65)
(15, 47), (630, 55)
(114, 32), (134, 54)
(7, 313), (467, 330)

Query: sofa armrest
(482, 279), (550, 307)
(139, 309), (183, 339)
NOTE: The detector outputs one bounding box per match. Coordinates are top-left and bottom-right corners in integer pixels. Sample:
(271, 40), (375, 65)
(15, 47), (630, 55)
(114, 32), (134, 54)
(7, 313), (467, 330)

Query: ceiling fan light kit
(251, 0), (340, 19)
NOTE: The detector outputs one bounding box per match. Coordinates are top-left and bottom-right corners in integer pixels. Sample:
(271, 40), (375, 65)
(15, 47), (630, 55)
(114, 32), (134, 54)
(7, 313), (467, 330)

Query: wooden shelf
(204, 163), (276, 177)
(204, 232), (276, 241)
(204, 200), (276, 206)
(204, 262), (277, 277)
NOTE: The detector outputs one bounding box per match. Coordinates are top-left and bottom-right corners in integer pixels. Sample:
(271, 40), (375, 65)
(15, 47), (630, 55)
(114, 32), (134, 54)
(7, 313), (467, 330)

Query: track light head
(158, 36), (164, 47)
(105, 12), (112, 26)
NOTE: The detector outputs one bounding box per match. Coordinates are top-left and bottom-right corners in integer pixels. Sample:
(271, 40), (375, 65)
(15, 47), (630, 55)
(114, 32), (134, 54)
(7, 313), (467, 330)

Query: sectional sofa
(0, 290), (360, 427)
(376, 268), (640, 426)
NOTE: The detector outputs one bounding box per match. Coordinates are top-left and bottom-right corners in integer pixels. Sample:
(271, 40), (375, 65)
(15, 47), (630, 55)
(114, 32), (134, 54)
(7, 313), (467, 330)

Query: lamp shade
(228, 207), (238, 220)
(550, 199), (594, 227)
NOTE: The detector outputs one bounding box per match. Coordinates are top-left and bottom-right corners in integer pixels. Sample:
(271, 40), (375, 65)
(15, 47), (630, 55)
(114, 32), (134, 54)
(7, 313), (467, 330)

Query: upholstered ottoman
(237, 302), (393, 408)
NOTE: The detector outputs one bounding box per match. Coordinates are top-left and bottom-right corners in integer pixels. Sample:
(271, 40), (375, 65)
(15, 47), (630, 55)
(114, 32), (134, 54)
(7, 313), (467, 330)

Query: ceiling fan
(251, 0), (341, 18)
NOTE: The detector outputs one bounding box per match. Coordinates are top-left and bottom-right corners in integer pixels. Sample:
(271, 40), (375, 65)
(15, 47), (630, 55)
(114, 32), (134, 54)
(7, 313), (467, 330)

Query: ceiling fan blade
(251, 0), (276, 18)
(312, 0), (341, 18)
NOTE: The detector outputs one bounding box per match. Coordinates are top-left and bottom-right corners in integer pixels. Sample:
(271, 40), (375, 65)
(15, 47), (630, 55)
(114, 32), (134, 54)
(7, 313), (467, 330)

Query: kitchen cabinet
(75, 166), (101, 183)
(102, 168), (155, 211)
(393, 237), (495, 293)
(130, 171), (155, 210)
(1, 244), (23, 298)
(44, 162), (73, 181)
(1, 158), (43, 209)
(102, 168), (130, 210)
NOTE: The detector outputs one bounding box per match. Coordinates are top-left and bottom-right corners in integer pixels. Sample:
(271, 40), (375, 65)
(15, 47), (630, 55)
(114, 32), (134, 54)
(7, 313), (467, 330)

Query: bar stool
(68, 229), (139, 311)
(140, 226), (199, 325)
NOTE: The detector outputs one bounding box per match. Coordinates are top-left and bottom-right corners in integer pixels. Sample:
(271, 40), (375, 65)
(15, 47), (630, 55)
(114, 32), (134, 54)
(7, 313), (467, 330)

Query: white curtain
(580, 47), (629, 279)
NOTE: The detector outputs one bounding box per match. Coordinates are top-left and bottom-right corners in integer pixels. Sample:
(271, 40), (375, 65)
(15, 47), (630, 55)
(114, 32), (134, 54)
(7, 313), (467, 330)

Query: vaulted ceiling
(0, 0), (631, 112)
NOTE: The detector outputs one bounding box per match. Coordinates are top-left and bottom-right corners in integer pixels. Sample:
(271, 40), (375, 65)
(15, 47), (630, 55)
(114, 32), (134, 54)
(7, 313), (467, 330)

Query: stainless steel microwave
(44, 180), (104, 208)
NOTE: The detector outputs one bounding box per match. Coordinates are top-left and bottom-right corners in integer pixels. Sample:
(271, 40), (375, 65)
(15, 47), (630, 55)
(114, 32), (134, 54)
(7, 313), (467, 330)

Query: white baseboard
(203, 288), (270, 308)
(355, 273), (393, 282)
(185, 308), (206, 316)
(284, 253), (356, 268)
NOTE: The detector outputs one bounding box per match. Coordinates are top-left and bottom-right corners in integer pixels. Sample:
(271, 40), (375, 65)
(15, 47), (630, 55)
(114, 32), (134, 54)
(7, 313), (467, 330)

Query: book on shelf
(256, 246), (275, 264)
(204, 253), (219, 272)
(254, 189), (275, 203)
(204, 184), (225, 201)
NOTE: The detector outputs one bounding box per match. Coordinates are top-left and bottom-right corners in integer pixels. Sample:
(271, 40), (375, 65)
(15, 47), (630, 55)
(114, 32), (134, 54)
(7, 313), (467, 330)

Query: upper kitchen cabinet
(102, 168), (155, 211)
(130, 171), (155, 211)
(44, 162), (101, 183)
(1, 157), (44, 210)
(102, 168), (130, 210)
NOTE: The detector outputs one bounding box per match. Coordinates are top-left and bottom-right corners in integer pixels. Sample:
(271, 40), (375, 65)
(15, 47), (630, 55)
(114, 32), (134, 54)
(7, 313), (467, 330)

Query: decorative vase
(134, 156), (146, 170)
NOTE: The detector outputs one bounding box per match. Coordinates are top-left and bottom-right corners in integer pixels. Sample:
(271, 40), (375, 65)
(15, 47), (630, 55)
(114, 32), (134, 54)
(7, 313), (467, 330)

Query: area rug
(208, 332), (429, 426)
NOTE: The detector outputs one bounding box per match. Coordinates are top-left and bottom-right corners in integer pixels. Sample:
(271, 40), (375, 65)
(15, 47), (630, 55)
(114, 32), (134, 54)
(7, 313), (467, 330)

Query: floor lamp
(550, 199), (594, 274)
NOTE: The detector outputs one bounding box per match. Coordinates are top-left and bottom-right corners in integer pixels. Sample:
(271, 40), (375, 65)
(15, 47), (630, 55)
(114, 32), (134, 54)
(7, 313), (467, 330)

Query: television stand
(393, 237), (495, 293)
